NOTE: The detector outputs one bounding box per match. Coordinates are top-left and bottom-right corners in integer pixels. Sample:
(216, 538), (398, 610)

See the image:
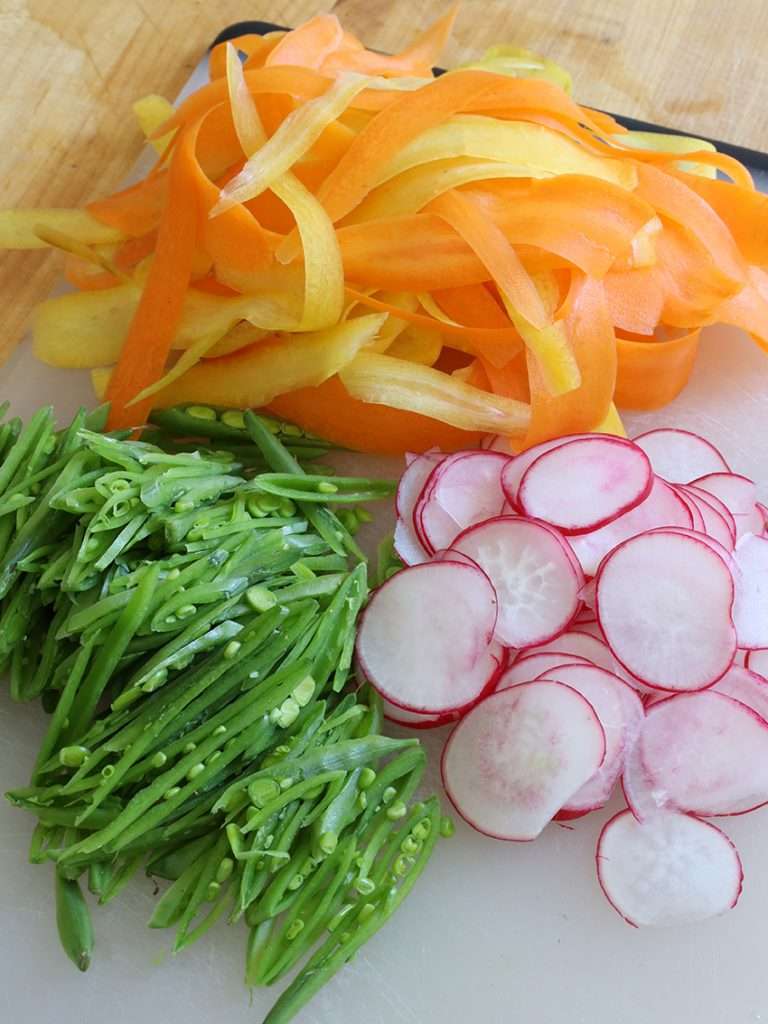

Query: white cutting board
(2, 56), (768, 1024)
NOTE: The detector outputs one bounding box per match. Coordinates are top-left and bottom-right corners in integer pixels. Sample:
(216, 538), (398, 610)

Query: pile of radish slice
(356, 427), (768, 928)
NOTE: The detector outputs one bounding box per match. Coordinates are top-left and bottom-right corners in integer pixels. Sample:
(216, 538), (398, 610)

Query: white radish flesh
(746, 649), (768, 678)
(500, 433), (599, 505)
(732, 534), (768, 649)
(536, 664), (644, 812)
(596, 530), (736, 691)
(441, 681), (606, 841)
(356, 561), (498, 715)
(393, 452), (444, 564)
(673, 487), (706, 533)
(684, 485), (737, 543)
(568, 477), (692, 577)
(678, 485), (736, 550)
(416, 451), (508, 551)
(597, 809), (742, 927)
(632, 428), (729, 483)
(713, 665), (768, 723)
(496, 652), (592, 689)
(453, 516), (584, 649)
(734, 505), (764, 540)
(531, 630), (620, 674)
(518, 437), (652, 534)
(690, 472), (757, 517)
(639, 691), (768, 815)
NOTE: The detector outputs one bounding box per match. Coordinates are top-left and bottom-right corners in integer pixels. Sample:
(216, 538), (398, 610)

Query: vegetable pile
(2, 11), (768, 452)
(360, 426), (768, 926)
(0, 401), (447, 1023)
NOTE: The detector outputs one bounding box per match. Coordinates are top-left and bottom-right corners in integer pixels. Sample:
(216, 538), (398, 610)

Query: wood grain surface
(1, 0), (767, 363)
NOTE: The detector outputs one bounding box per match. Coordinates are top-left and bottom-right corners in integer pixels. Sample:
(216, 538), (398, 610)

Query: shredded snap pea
(0, 403), (445, 1023)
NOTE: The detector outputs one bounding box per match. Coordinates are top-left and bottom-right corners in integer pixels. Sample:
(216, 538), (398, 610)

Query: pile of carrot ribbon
(2, 8), (767, 453)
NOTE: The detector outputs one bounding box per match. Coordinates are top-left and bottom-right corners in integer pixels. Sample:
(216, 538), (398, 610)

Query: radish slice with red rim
(536, 663), (644, 813)
(632, 428), (730, 483)
(596, 530), (736, 692)
(381, 699), (452, 729)
(394, 452), (444, 564)
(733, 505), (764, 540)
(568, 477), (692, 576)
(530, 630), (620, 674)
(431, 548), (483, 569)
(596, 808), (743, 927)
(672, 486), (706, 533)
(500, 433), (601, 505)
(746, 649), (768, 678)
(713, 664), (768, 723)
(452, 516), (584, 649)
(732, 534), (768, 649)
(517, 437), (652, 535)
(356, 561), (499, 715)
(415, 450), (509, 552)
(496, 651), (593, 689)
(638, 690), (768, 815)
(677, 485), (736, 550)
(684, 485), (737, 543)
(441, 681), (606, 841)
(690, 472), (757, 517)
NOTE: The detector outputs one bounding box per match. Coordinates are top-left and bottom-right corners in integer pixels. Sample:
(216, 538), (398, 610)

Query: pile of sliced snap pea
(0, 401), (447, 1024)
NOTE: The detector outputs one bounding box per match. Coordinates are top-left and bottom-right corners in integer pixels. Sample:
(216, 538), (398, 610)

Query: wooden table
(1, 0), (767, 362)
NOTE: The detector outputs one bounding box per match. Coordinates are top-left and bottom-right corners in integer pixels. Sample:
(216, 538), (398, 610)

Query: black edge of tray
(210, 19), (768, 173)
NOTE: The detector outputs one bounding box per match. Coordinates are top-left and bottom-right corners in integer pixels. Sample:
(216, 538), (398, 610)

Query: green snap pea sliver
(0, 401), (445, 1024)
(247, 474), (397, 504)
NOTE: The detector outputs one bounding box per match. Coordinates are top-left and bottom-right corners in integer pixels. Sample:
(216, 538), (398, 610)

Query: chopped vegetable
(0, 402), (444, 1022)
(363, 424), (768, 926)
(3, 12), (767, 449)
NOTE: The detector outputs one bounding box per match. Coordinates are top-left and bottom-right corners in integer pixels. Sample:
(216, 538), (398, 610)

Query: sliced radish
(684, 485), (737, 543)
(596, 530), (736, 692)
(575, 607), (597, 625)
(732, 533), (768, 649)
(644, 526), (736, 573)
(746, 649), (768, 678)
(758, 503), (768, 533)
(416, 451), (508, 552)
(734, 505), (764, 540)
(639, 691), (768, 815)
(677, 485), (736, 550)
(441, 681), (606, 841)
(500, 433), (600, 505)
(481, 434), (513, 455)
(531, 630), (620, 674)
(690, 472), (757, 517)
(713, 665), (768, 723)
(356, 561), (498, 715)
(381, 699), (450, 729)
(393, 519), (428, 567)
(672, 486), (706, 533)
(517, 437), (652, 535)
(568, 477), (692, 576)
(381, 641), (507, 728)
(393, 452), (444, 564)
(535, 663), (645, 813)
(597, 809), (742, 927)
(431, 548), (482, 569)
(574, 620), (604, 640)
(496, 651), (592, 689)
(632, 428), (729, 483)
(453, 516), (584, 649)
(621, 732), (664, 821)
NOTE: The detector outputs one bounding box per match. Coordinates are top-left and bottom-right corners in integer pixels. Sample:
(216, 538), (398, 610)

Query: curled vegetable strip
(430, 190), (580, 395)
(213, 72), (424, 214)
(225, 44), (344, 331)
(338, 350), (531, 435)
